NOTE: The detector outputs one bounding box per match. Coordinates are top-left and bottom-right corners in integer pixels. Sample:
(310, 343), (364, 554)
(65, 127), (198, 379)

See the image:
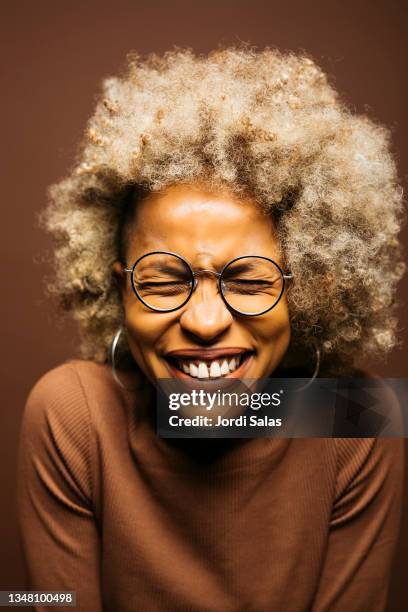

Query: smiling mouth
(164, 350), (254, 379)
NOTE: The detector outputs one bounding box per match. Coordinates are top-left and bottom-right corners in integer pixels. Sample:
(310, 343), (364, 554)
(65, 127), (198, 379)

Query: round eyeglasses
(123, 251), (293, 316)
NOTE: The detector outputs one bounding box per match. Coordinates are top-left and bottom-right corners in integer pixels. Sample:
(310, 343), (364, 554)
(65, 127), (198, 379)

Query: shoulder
(20, 361), (148, 506)
(21, 360), (122, 468)
(333, 369), (404, 488)
(20, 361), (115, 506)
(24, 360), (124, 424)
(332, 437), (404, 524)
(23, 359), (146, 452)
(23, 362), (92, 438)
(26, 360), (113, 403)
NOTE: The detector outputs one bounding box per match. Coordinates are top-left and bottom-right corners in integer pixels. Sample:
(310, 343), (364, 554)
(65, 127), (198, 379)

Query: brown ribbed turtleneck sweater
(17, 360), (404, 611)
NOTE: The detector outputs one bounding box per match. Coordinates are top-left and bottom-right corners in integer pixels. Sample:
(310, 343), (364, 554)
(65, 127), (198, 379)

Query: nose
(179, 279), (233, 342)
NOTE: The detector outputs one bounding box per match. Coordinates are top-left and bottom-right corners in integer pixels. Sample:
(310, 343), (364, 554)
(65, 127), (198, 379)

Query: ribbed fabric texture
(17, 361), (404, 611)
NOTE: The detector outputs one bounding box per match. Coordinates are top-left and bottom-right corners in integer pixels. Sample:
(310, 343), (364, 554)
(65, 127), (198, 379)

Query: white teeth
(228, 358), (237, 371)
(198, 362), (209, 378)
(220, 360), (230, 375)
(209, 361), (222, 378)
(176, 355), (246, 378)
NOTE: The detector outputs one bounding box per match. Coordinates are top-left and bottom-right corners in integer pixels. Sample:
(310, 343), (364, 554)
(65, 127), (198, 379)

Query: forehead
(127, 184), (281, 266)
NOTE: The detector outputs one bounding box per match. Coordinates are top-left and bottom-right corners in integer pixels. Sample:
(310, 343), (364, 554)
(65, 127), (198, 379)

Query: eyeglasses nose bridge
(192, 269), (223, 293)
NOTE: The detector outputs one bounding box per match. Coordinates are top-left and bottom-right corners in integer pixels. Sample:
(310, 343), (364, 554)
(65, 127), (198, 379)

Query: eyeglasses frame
(123, 250), (293, 316)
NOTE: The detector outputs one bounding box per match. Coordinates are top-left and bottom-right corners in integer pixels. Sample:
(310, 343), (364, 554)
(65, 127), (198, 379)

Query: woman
(18, 47), (405, 611)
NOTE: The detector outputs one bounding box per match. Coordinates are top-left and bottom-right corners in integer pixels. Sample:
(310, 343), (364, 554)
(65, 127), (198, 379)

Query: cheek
(123, 301), (174, 368)
(251, 299), (291, 352)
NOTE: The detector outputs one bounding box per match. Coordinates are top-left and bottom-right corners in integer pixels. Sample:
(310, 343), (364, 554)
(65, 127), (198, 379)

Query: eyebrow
(222, 262), (258, 275)
(138, 260), (273, 275)
(149, 262), (258, 274)
(137, 263), (191, 276)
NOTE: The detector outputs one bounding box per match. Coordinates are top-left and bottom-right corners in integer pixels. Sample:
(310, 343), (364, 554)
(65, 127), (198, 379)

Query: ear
(112, 260), (126, 295)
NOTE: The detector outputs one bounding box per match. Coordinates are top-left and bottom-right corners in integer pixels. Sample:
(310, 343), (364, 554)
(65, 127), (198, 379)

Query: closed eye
(223, 279), (279, 293)
(137, 281), (191, 294)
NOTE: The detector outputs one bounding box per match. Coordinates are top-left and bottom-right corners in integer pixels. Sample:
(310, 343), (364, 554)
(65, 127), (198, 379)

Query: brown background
(1, 0), (407, 609)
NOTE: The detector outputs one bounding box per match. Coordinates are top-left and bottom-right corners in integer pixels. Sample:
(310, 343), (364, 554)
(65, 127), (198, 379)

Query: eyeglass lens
(132, 253), (193, 311)
(221, 257), (284, 315)
(132, 253), (284, 314)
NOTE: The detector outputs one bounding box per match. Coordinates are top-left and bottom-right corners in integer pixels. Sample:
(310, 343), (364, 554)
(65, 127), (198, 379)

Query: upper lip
(163, 347), (252, 360)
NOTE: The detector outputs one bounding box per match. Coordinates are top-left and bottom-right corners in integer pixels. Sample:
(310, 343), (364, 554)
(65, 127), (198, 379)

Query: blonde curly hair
(43, 46), (406, 370)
